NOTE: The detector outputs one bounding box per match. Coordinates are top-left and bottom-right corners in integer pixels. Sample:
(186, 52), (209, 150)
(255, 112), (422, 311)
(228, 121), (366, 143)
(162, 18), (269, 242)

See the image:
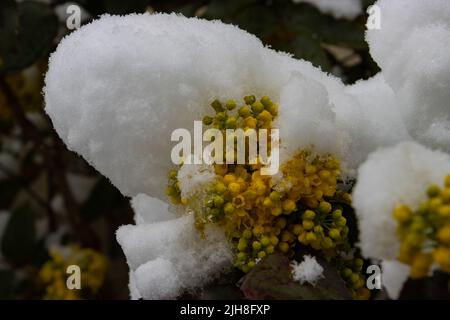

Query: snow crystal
(131, 193), (175, 225)
(116, 214), (233, 299)
(367, 0), (450, 152)
(291, 255), (324, 285)
(294, 0), (363, 19)
(381, 260), (410, 300)
(353, 142), (450, 261)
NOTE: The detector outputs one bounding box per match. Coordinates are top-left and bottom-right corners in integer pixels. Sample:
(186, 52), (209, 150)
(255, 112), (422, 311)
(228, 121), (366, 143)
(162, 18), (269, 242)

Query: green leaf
(1, 204), (37, 265)
(285, 33), (331, 71)
(72, 0), (148, 15)
(81, 177), (124, 222)
(285, 3), (367, 50)
(0, 178), (22, 209)
(0, 269), (15, 299)
(0, 1), (58, 74)
(233, 5), (278, 39)
(204, 0), (259, 20)
(240, 253), (351, 299)
(319, 19), (367, 50)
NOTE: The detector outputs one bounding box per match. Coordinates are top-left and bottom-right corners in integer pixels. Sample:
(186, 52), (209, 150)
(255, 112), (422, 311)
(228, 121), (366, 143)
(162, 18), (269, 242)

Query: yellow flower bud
(251, 101), (264, 114)
(437, 226), (450, 245)
(244, 95), (256, 105)
(225, 99), (236, 110)
(228, 182), (241, 194)
(393, 204), (412, 223)
(238, 105), (252, 118)
(279, 242), (289, 253)
(302, 220), (314, 231)
(282, 199), (296, 213)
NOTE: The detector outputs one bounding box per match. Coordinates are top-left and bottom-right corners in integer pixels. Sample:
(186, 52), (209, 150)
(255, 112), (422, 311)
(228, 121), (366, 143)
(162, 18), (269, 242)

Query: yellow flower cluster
(38, 245), (108, 300)
(165, 169), (182, 205)
(166, 95), (368, 299)
(339, 258), (370, 300)
(202, 95), (278, 131)
(295, 201), (349, 254)
(393, 174), (450, 283)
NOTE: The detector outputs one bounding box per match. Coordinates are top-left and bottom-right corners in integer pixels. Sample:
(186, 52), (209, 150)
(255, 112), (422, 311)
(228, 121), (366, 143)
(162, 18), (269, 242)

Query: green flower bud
(225, 99), (236, 110)
(211, 99), (224, 112)
(244, 95), (256, 105)
(202, 116), (213, 125)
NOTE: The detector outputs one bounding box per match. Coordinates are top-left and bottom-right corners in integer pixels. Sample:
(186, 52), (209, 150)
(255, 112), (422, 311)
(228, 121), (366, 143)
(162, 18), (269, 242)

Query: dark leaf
(0, 1), (58, 74)
(285, 33), (331, 71)
(204, 0), (259, 20)
(240, 253), (351, 299)
(233, 5), (278, 39)
(81, 177), (124, 222)
(286, 3), (367, 50)
(71, 0), (148, 16)
(1, 204), (37, 265)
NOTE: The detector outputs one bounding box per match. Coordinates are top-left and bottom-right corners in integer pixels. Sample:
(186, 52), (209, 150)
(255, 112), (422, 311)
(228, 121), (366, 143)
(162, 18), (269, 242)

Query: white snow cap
(353, 141), (450, 261)
(294, 0), (363, 19)
(367, 0), (450, 152)
(131, 193), (175, 225)
(44, 12), (405, 202)
(291, 255), (324, 285)
(116, 214), (233, 299)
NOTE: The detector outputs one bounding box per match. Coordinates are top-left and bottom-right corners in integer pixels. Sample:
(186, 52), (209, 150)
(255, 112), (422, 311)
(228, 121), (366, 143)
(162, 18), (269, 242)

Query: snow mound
(367, 0), (450, 152)
(353, 142), (450, 261)
(116, 214), (233, 299)
(131, 193), (175, 225)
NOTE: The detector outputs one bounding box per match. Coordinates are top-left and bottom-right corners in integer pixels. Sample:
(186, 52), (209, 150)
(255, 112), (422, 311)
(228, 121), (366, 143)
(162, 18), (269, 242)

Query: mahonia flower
(43, 0), (450, 299)
(353, 142), (450, 299)
(38, 246), (107, 300)
(393, 174), (450, 280)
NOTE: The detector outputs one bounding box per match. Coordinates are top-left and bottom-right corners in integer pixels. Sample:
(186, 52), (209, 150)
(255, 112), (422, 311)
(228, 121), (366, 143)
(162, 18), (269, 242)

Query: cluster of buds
(393, 174), (450, 283)
(38, 246), (107, 300)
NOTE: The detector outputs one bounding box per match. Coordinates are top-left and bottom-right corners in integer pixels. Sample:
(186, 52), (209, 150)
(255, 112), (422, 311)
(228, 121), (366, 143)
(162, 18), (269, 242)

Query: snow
(367, 0), (450, 152)
(381, 260), (410, 300)
(294, 0), (363, 19)
(128, 271), (142, 300)
(353, 142), (450, 261)
(177, 156), (216, 200)
(276, 73), (340, 164)
(116, 214), (233, 299)
(343, 74), (411, 167)
(131, 193), (175, 225)
(291, 255), (324, 285)
(134, 258), (180, 300)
